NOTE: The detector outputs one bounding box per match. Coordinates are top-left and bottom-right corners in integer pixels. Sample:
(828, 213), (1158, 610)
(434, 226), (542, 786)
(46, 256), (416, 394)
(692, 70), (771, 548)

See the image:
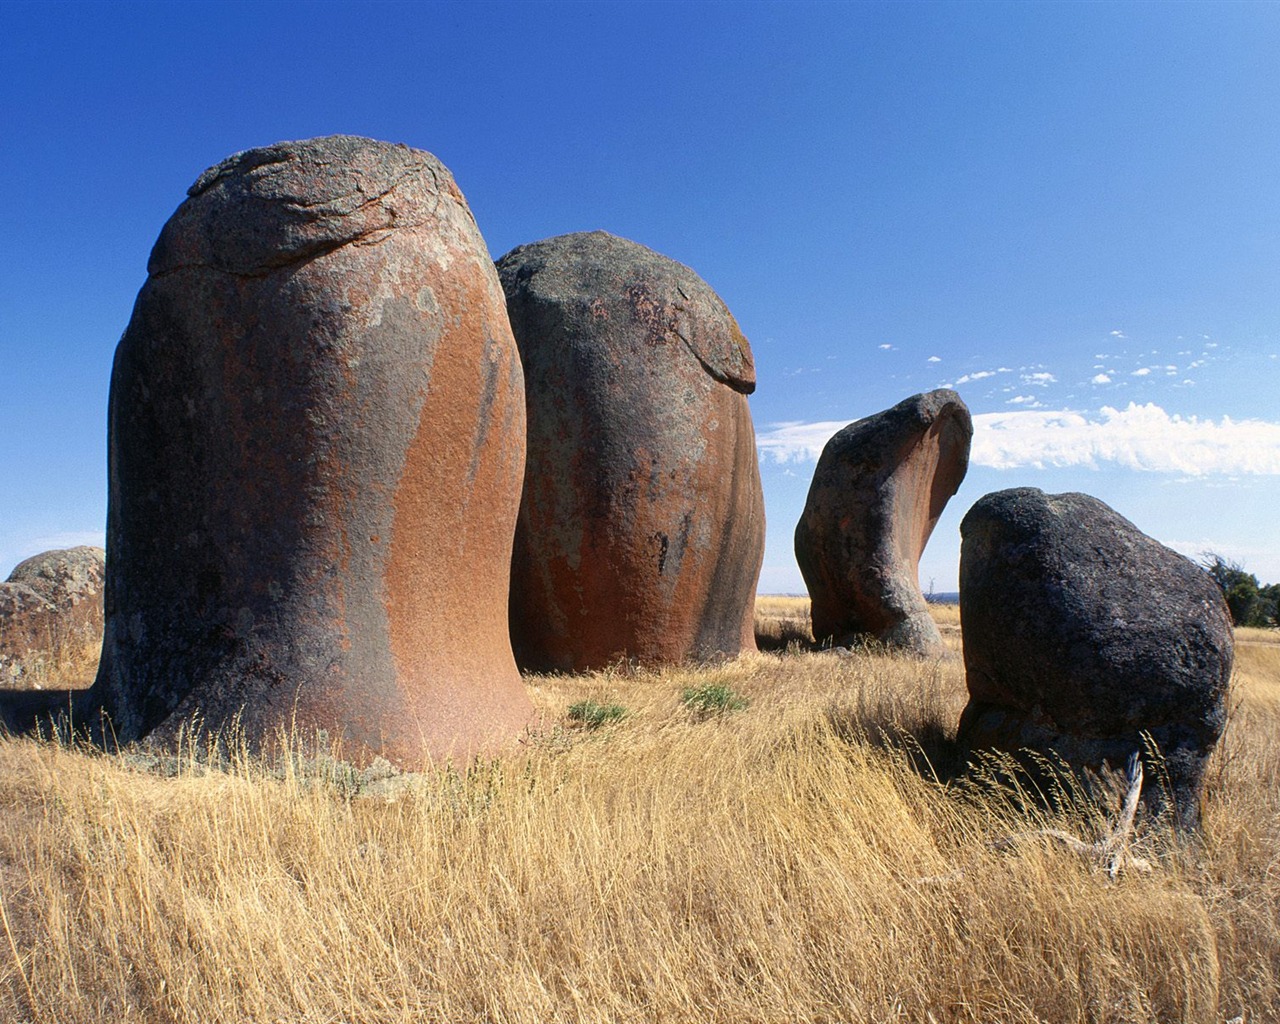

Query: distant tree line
(1201, 554), (1280, 628)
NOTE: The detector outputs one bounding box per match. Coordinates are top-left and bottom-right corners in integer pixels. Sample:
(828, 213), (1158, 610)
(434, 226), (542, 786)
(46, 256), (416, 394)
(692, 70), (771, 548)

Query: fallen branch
(913, 751), (1152, 886)
(992, 751), (1151, 877)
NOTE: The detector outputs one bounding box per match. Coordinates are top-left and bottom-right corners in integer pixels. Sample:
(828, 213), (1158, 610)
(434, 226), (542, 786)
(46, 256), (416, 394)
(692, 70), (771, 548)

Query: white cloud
(927, 356), (941, 363)
(757, 403), (1280, 476)
(1110, 330), (1125, 338)
(1131, 367), (1151, 377)
(1007, 395), (1042, 407)
(879, 344), (894, 351)
(1022, 371), (1056, 386)
(756, 420), (850, 462)
(954, 367), (1012, 386)
(1091, 373), (1112, 384)
(970, 403), (1280, 475)
(19, 530), (104, 554)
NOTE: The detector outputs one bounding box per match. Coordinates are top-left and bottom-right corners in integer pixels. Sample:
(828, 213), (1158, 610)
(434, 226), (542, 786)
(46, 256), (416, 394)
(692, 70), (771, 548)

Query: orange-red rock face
(88, 136), (531, 763)
(795, 390), (972, 656)
(498, 232), (764, 672)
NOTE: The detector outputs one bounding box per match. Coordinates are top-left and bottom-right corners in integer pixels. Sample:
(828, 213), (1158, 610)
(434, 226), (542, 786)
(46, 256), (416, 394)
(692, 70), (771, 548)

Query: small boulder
(957, 488), (1233, 828)
(794, 390), (971, 655)
(0, 546), (105, 688)
(498, 231), (765, 671)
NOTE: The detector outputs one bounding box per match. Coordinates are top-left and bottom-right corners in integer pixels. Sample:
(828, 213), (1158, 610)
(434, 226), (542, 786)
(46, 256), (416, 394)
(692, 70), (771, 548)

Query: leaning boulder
(957, 488), (1233, 828)
(497, 231), (765, 671)
(794, 390), (971, 655)
(0, 546), (105, 688)
(86, 135), (532, 762)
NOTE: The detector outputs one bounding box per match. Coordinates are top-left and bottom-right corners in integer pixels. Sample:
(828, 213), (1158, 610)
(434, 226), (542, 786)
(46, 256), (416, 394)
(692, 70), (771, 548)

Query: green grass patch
(566, 699), (629, 729)
(680, 682), (750, 718)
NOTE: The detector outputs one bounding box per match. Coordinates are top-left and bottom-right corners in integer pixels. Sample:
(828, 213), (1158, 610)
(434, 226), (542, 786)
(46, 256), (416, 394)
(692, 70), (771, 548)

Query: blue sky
(2, 1), (1278, 593)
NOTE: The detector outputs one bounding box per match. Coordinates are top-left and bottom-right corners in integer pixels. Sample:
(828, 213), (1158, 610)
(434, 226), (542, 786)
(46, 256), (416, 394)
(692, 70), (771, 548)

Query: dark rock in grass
(498, 231), (765, 671)
(82, 135), (532, 763)
(0, 546), (104, 689)
(794, 390), (971, 656)
(956, 488), (1233, 828)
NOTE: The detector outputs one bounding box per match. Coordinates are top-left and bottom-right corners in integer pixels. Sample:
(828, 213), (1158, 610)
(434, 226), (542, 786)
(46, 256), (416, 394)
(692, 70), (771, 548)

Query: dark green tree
(1201, 554), (1277, 627)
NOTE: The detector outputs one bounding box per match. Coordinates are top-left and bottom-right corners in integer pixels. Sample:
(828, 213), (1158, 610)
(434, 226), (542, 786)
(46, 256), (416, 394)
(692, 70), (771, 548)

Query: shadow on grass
(0, 686), (92, 740)
(754, 621), (817, 653)
(825, 700), (967, 784)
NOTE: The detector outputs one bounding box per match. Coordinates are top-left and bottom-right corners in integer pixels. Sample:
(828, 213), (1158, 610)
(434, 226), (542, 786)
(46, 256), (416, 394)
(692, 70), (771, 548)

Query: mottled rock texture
(86, 135), (532, 762)
(498, 231), (765, 671)
(794, 390), (971, 655)
(957, 488), (1233, 828)
(0, 547), (105, 689)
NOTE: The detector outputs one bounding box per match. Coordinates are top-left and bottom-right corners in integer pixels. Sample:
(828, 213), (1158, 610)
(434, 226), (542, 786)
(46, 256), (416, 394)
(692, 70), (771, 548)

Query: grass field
(0, 602), (1276, 1023)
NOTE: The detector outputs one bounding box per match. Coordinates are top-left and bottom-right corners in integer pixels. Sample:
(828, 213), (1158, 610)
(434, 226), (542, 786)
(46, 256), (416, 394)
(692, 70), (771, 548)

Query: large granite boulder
(497, 231), (765, 671)
(794, 390), (971, 655)
(84, 135), (532, 762)
(0, 547), (105, 689)
(957, 488), (1234, 827)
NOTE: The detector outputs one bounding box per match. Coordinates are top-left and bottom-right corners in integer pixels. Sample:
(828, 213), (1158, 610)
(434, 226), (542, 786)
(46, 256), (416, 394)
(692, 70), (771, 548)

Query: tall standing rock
(957, 488), (1234, 827)
(794, 390), (972, 655)
(497, 231), (765, 672)
(87, 135), (532, 762)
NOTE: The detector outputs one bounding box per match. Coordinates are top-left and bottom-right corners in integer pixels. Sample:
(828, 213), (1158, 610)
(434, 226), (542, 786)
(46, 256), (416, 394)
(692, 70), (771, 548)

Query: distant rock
(957, 488), (1233, 828)
(85, 135), (532, 762)
(794, 389), (971, 656)
(10, 545), (106, 607)
(0, 546), (104, 688)
(498, 231), (765, 671)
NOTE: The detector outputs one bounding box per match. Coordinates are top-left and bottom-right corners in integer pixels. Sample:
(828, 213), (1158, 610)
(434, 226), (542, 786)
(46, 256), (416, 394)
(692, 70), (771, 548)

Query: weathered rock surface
(497, 231), (765, 671)
(0, 547), (105, 688)
(957, 488), (1233, 827)
(82, 135), (532, 762)
(794, 390), (971, 655)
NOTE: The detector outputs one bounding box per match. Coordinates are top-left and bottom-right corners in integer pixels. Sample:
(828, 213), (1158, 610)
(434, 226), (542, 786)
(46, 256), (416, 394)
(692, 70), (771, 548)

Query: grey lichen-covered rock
(9, 546), (107, 608)
(81, 135), (532, 763)
(794, 390), (971, 656)
(957, 488), (1234, 828)
(498, 231), (765, 672)
(0, 546), (105, 688)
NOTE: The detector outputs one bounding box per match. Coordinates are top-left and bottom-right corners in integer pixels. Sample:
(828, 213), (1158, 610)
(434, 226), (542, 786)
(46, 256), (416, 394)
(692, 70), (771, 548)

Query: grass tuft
(566, 698), (628, 728)
(680, 681), (751, 717)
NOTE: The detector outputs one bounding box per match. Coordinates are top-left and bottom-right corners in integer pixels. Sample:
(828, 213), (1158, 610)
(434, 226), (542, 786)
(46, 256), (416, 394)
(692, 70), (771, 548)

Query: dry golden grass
(752, 594), (812, 650)
(1235, 626), (1280, 647)
(0, 626), (1275, 1022)
(753, 595), (963, 656)
(3, 630), (100, 691)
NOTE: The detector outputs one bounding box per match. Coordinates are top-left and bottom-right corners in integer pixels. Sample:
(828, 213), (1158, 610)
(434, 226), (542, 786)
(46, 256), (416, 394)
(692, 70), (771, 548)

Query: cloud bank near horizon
(757, 402), (1280, 477)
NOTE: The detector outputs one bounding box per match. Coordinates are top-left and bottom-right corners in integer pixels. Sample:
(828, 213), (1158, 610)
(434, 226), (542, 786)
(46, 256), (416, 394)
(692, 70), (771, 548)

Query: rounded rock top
(149, 135), (470, 278)
(496, 230), (756, 394)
